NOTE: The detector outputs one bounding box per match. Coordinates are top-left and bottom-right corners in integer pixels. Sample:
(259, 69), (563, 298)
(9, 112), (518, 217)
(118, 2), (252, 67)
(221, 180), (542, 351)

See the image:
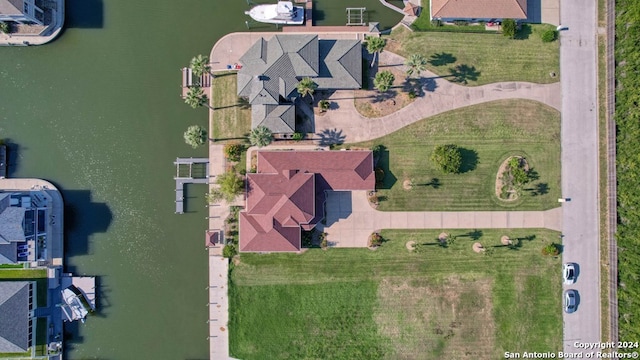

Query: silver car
(564, 289), (577, 313)
(563, 263), (576, 285)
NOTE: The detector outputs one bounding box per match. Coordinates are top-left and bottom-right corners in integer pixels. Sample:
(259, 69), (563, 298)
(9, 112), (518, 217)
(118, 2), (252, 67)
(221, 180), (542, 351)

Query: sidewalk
(315, 51), (562, 143)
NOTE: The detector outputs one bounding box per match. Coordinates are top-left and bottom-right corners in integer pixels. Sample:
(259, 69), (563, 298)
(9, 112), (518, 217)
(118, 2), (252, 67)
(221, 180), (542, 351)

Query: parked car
(563, 263), (576, 285)
(564, 289), (578, 313)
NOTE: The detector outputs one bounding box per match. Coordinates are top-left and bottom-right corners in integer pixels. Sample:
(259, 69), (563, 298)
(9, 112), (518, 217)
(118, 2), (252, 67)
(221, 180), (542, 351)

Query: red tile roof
(239, 150), (375, 252)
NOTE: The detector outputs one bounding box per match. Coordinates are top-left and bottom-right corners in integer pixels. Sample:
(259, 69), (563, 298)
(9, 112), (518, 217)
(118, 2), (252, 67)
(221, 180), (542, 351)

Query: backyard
(210, 72), (252, 141)
(340, 99), (561, 211)
(229, 228), (563, 359)
(386, 25), (560, 86)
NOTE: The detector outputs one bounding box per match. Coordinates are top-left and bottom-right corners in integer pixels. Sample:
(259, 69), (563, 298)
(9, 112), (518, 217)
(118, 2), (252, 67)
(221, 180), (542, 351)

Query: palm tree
(183, 125), (207, 149)
(190, 54), (211, 77)
(365, 36), (386, 67)
(405, 54), (428, 78)
(184, 87), (208, 109)
(249, 125), (273, 147)
(296, 77), (317, 101)
(373, 70), (395, 93)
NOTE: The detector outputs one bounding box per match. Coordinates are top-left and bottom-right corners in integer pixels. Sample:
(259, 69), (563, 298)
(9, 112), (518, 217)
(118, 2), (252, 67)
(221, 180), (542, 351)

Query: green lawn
(0, 269), (48, 307)
(341, 100), (561, 211)
(386, 25), (559, 86)
(230, 228), (563, 359)
(211, 72), (252, 141)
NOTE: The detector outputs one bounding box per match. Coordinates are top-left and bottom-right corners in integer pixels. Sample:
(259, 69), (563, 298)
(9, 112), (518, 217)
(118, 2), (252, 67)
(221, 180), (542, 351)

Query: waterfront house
(0, 0), (45, 25)
(0, 281), (36, 353)
(239, 150), (374, 252)
(0, 192), (49, 264)
(237, 34), (362, 134)
(430, 0), (527, 22)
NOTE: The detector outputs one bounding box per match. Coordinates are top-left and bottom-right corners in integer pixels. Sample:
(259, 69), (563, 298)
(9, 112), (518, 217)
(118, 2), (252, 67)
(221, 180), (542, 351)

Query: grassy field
(230, 228), (563, 359)
(341, 100), (561, 211)
(211, 72), (252, 142)
(386, 25), (559, 86)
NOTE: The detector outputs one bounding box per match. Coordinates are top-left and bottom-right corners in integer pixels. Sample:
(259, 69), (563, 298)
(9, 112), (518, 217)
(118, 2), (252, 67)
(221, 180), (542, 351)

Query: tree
(296, 77), (317, 101)
(365, 36), (386, 67)
(205, 190), (224, 204)
(217, 170), (244, 202)
(183, 125), (207, 148)
(249, 125), (273, 147)
(502, 19), (517, 38)
(223, 143), (244, 162)
(222, 244), (237, 258)
(431, 144), (463, 174)
(184, 87), (208, 109)
(541, 29), (558, 42)
(373, 70), (395, 93)
(318, 99), (330, 112)
(190, 54), (211, 77)
(405, 54), (428, 78)
(0, 22), (9, 34)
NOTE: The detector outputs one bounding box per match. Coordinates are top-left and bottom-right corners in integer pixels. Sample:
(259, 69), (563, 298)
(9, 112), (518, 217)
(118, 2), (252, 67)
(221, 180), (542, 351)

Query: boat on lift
(245, 1), (304, 25)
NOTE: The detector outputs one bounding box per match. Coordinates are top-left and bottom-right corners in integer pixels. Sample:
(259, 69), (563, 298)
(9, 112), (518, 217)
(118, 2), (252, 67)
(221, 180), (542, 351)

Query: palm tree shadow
(428, 52), (457, 66)
(316, 128), (346, 145)
(448, 64), (481, 84)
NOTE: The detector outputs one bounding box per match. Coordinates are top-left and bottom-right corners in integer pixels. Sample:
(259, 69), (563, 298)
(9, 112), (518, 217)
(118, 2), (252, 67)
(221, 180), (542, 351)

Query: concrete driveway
(316, 191), (562, 248)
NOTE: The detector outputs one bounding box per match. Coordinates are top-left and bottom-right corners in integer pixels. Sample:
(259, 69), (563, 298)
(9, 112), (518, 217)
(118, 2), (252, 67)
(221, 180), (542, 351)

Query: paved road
(559, 0), (601, 352)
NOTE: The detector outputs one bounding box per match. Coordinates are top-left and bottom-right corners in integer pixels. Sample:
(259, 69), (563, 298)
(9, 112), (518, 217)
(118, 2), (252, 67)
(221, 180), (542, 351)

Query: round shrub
(541, 29), (558, 42)
(223, 143), (243, 162)
(222, 244), (237, 258)
(542, 243), (560, 256)
(431, 144), (463, 174)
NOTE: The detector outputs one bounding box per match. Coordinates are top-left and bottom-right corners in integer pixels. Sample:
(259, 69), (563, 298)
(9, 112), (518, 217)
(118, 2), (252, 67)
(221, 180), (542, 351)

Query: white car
(563, 263), (576, 285)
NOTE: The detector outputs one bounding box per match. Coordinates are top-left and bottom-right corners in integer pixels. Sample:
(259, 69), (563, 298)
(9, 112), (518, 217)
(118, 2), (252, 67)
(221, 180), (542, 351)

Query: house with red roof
(239, 150), (375, 252)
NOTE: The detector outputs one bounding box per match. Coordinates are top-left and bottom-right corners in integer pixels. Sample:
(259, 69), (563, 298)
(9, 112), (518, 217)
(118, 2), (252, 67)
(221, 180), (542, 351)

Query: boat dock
(0, 144), (6, 178)
(181, 67), (211, 98)
(174, 157), (210, 214)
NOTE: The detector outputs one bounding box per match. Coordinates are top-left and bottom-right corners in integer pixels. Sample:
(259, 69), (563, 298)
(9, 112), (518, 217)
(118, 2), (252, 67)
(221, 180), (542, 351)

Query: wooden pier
(181, 68), (211, 98)
(174, 157), (210, 214)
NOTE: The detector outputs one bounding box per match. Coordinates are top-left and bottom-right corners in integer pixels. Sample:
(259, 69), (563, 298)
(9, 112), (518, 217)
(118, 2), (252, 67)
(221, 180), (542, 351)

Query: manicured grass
(386, 25), (559, 86)
(230, 228), (563, 359)
(35, 318), (48, 356)
(211, 72), (251, 142)
(342, 100), (561, 211)
(0, 268), (46, 279)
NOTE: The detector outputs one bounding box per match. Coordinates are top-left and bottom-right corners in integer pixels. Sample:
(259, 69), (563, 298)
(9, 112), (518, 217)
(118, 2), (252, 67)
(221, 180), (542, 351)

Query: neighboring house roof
(251, 104), (296, 133)
(0, 205), (26, 243)
(237, 34), (362, 133)
(0, 281), (31, 353)
(0, 0), (24, 16)
(430, 0), (527, 19)
(0, 243), (17, 264)
(239, 151), (375, 252)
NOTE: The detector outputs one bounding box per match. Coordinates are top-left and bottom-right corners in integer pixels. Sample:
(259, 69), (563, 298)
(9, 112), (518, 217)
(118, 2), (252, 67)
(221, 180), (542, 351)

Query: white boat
(245, 1), (304, 25)
(61, 288), (89, 323)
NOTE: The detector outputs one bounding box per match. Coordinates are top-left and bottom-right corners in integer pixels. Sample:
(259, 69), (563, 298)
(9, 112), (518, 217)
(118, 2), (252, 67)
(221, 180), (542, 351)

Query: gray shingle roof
(0, 0), (23, 16)
(252, 105), (295, 133)
(0, 206), (26, 243)
(238, 34), (362, 133)
(0, 243), (17, 264)
(0, 281), (31, 353)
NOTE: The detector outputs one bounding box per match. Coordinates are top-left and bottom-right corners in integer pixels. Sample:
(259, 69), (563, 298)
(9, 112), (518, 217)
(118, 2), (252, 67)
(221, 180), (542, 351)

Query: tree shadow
(429, 52), (457, 66)
(372, 89), (398, 103)
(448, 64), (481, 84)
(459, 148), (479, 173)
(527, 168), (540, 182)
(375, 148), (397, 189)
(423, 78), (438, 92)
(460, 229), (483, 240)
(417, 177), (440, 189)
(316, 128), (346, 146)
(402, 78), (426, 97)
(514, 24), (533, 40)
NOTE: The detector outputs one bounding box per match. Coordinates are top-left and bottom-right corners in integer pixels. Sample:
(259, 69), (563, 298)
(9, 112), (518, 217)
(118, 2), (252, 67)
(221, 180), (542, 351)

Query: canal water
(0, 1), (401, 359)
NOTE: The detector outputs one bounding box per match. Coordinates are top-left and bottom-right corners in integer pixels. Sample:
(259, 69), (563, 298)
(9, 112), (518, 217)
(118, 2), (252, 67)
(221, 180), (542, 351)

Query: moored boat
(245, 1), (304, 25)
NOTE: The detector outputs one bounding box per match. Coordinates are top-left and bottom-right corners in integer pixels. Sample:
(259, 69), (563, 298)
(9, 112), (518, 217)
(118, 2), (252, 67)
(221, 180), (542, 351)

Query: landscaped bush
(502, 19), (517, 38)
(541, 29), (558, 42)
(453, 20), (469, 26)
(318, 100), (330, 112)
(223, 244), (237, 258)
(302, 230), (315, 247)
(369, 233), (383, 247)
(217, 171), (244, 202)
(224, 143), (244, 162)
(0, 22), (9, 34)
(292, 132), (304, 141)
(431, 144), (463, 174)
(541, 243), (559, 256)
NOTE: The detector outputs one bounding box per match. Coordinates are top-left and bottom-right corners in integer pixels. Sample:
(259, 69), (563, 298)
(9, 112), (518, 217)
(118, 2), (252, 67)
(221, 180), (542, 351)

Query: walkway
(316, 51), (561, 143)
(318, 191), (562, 247)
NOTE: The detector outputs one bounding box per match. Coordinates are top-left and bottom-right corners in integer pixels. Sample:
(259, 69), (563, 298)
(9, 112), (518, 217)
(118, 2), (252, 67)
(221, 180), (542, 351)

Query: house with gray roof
(0, 281), (35, 353)
(237, 34), (362, 134)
